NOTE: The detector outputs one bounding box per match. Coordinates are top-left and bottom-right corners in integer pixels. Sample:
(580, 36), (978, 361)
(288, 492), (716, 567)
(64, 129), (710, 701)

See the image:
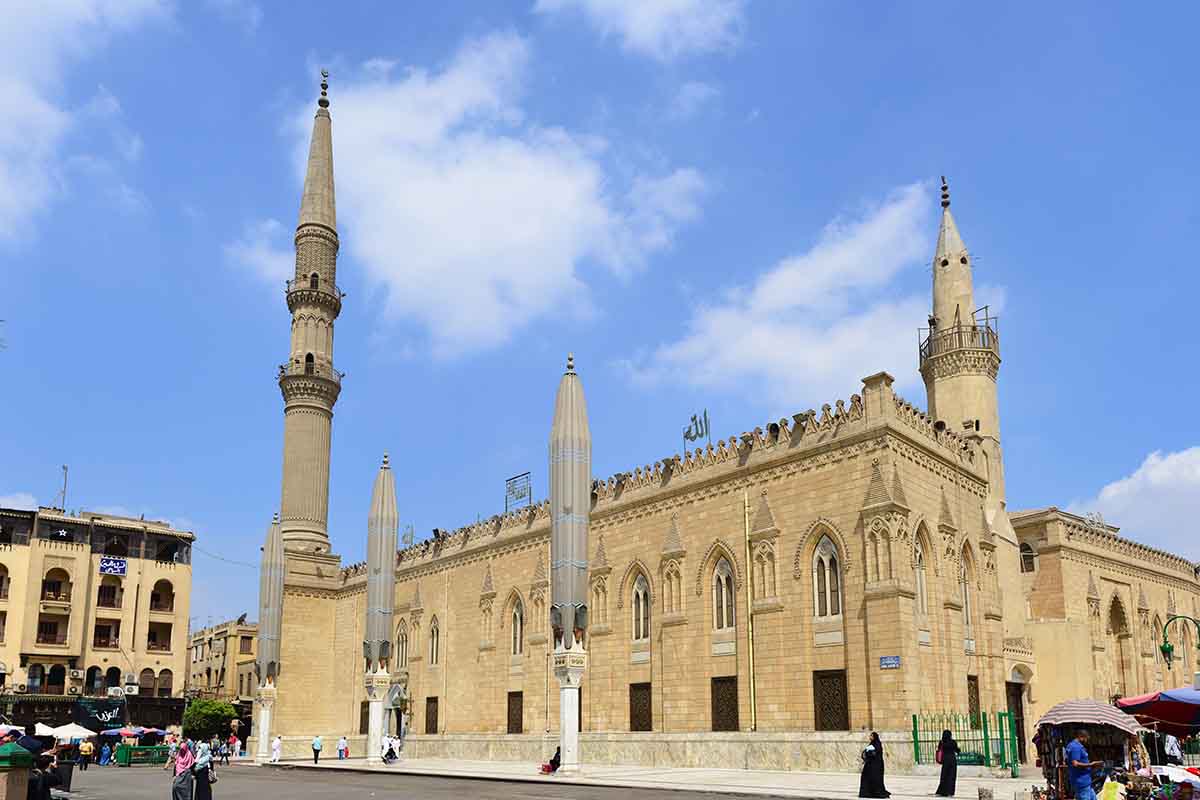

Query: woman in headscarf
(172, 740), (196, 800)
(859, 731), (891, 798)
(98, 742), (111, 767)
(193, 741), (214, 800)
(935, 729), (960, 797)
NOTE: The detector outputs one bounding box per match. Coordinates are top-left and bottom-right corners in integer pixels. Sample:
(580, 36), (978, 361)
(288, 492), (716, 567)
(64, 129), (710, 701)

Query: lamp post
(1158, 615), (1200, 690)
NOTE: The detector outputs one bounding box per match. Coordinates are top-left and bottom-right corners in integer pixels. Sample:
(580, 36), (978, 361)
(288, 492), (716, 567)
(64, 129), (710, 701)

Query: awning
(1035, 698), (1146, 737)
(1117, 687), (1200, 738)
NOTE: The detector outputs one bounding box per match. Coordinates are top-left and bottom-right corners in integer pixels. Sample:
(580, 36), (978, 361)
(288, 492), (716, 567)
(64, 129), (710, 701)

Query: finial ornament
(940, 176), (950, 209)
(318, 69), (330, 109)
(382, 452), (390, 468)
(272, 511), (280, 523)
(566, 353), (575, 373)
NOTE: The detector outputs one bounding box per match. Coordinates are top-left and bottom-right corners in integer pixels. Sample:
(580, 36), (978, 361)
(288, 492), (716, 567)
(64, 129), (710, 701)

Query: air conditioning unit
(68, 669), (83, 680)
(123, 685), (138, 696)
(106, 687), (125, 698)
(68, 687), (79, 695)
(14, 684), (26, 694)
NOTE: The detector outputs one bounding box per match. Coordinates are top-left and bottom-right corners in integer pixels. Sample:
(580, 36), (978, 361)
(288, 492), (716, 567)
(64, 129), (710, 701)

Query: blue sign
(99, 557), (127, 576)
(879, 656), (901, 670)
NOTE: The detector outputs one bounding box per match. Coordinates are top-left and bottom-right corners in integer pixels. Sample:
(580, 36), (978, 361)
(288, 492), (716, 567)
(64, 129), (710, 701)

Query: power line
(191, 542), (257, 569)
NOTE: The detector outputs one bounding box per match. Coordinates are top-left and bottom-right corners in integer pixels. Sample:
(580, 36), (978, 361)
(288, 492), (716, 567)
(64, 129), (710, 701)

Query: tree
(182, 699), (236, 742)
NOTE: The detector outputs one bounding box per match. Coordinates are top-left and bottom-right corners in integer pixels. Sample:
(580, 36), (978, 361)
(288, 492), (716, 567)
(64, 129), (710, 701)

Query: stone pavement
(270, 756), (1038, 800)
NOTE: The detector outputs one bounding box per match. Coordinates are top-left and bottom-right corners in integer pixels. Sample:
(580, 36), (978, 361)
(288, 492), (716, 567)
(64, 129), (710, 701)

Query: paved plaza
(51, 760), (1035, 800)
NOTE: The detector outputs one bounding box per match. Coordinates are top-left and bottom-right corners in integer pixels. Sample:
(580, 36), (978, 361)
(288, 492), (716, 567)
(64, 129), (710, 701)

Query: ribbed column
(280, 402), (333, 550)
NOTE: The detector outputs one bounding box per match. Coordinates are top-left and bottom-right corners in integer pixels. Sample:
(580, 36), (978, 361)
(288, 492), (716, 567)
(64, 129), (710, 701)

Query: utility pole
(59, 465), (68, 511)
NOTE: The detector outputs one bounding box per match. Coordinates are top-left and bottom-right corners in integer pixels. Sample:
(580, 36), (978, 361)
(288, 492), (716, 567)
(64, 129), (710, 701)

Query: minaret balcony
(285, 279), (343, 316)
(919, 322), (1000, 365)
(278, 359), (342, 386)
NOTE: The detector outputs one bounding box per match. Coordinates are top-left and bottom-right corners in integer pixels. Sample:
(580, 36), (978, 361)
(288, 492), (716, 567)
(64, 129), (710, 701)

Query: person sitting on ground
(540, 746), (561, 774)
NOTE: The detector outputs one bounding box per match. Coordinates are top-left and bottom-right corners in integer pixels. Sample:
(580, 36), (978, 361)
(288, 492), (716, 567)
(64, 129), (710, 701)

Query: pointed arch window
(915, 538), (929, 617)
(812, 536), (841, 618)
(511, 601), (524, 655)
(632, 575), (650, 641)
(309, 272), (319, 290)
(960, 563), (973, 631)
(396, 626), (409, 668)
(304, 353), (315, 375)
(713, 558), (735, 630)
(429, 618), (440, 665)
(591, 578), (608, 625)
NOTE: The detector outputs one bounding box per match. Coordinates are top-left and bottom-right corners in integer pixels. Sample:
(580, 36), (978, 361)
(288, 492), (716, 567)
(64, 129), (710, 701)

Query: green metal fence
(912, 712), (1019, 777)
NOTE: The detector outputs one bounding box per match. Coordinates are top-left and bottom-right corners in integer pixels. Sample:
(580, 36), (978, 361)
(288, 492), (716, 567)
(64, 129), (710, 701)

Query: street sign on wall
(879, 656), (901, 670)
(99, 557), (127, 576)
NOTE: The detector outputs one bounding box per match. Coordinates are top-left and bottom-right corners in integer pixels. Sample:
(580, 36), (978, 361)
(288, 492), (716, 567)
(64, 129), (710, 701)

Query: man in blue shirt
(1065, 730), (1101, 800)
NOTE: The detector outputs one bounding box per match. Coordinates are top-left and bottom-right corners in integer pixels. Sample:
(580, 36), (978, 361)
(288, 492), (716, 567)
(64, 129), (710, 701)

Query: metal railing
(93, 637), (120, 649)
(286, 278), (342, 297)
(41, 591), (71, 602)
(149, 601), (174, 612)
(278, 358), (343, 385)
(919, 323), (1000, 363)
(147, 641), (171, 652)
(912, 711), (1019, 777)
(36, 633), (68, 645)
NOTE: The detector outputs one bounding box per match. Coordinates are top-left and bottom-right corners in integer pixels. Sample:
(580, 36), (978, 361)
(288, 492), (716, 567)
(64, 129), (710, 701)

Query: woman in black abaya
(935, 729), (960, 797)
(859, 731), (891, 798)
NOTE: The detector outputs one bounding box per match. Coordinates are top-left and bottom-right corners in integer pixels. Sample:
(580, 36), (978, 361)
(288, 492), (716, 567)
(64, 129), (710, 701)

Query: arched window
(713, 558), (735, 630)
(632, 574), (650, 641)
(150, 580), (174, 612)
(41, 568), (71, 601)
(27, 665), (44, 693)
(813, 536), (841, 617)
(309, 273), (319, 290)
(0, 564), (8, 599)
(754, 544), (777, 599)
(85, 666), (103, 695)
(139, 668), (156, 694)
(396, 625), (409, 668)
(591, 578), (608, 624)
(429, 618), (440, 665)
(97, 575), (122, 608)
(157, 669), (173, 697)
(47, 665), (66, 694)
(915, 535), (929, 617)
(304, 353), (315, 375)
(1019, 543), (1037, 573)
(511, 602), (524, 656)
(960, 563), (973, 631)
(103, 534), (128, 557)
(663, 562), (682, 614)
(105, 666), (122, 691)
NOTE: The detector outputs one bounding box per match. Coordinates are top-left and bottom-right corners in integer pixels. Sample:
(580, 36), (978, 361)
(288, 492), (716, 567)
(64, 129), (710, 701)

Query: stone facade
(185, 617), (257, 701)
(0, 506), (192, 698)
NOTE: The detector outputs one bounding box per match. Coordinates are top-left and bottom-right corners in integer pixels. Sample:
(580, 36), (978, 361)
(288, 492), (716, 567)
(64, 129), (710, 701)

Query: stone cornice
(1055, 547), (1199, 595)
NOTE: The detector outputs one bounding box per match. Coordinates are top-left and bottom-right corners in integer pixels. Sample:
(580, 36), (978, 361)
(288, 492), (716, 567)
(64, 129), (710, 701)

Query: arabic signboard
(505, 472), (531, 513)
(99, 557), (127, 576)
(879, 656), (901, 670)
(73, 697), (126, 730)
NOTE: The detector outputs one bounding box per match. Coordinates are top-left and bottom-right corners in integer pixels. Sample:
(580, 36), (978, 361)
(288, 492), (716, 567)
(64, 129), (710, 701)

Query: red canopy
(1117, 687), (1200, 739)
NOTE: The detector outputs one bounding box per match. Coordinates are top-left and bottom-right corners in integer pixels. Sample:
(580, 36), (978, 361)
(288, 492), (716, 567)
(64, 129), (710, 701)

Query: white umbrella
(51, 723), (96, 741)
(33, 723), (56, 737)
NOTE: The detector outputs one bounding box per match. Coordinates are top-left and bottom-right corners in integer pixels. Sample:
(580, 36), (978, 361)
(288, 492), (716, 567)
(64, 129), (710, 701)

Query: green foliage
(182, 699), (237, 742)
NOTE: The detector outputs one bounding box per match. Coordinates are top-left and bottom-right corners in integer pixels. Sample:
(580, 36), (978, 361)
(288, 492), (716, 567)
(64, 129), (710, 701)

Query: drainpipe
(743, 491), (757, 732)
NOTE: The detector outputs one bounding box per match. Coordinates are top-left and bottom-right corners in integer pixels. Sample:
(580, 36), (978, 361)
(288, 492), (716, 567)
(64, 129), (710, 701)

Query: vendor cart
(1034, 699), (1148, 800)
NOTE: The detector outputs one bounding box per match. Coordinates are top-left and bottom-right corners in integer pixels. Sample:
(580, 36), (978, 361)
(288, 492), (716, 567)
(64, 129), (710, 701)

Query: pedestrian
(540, 746), (561, 774)
(234, 736), (242, 758)
(27, 753), (62, 800)
(218, 741), (229, 766)
(99, 742), (112, 767)
(77, 738), (93, 771)
(337, 735), (348, 760)
(859, 731), (891, 798)
(172, 740), (196, 800)
(311, 734), (322, 764)
(1066, 729), (1102, 800)
(383, 736), (397, 764)
(1165, 734), (1184, 767)
(935, 729), (960, 797)
(271, 735), (282, 764)
(193, 742), (214, 800)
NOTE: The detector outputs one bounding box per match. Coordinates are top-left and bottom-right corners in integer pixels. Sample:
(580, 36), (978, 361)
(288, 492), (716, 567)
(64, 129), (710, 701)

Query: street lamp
(1159, 615), (1200, 690)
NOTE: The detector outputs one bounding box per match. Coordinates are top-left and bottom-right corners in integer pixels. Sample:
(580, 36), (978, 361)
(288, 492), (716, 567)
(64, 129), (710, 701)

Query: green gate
(912, 711), (1019, 777)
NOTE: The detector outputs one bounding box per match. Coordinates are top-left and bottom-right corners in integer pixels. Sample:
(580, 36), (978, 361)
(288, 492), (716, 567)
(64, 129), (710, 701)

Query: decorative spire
(891, 464), (909, 508)
(938, 485), (957, 530)
(662, 514), (685, 556)
(566, 352), (575, 373)
(480, 563), (495, 596)
(863, 459), (892, 508)
(382, 452), (390, 469)
(1087, 572), (1100, 600)
(532, 553), (548, 586)
(256, 513), (285, 684)
(364, 452), (399, 671)
(298, 70), (337, 231)
(940, 175), (950, 209)
(550, 351), (591, 649)
(318, 69), (330, 109)
(751, 490), (777, 534)
(592, 534), (610, 571)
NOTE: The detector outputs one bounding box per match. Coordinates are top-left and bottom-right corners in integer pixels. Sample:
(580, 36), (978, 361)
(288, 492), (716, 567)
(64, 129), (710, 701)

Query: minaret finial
(318, 69), (330, 109)
(272, 511), (280, 523)
(940, 176), (950, 209)
(382, 452), (390, 468)
(566, 353), (575, 373)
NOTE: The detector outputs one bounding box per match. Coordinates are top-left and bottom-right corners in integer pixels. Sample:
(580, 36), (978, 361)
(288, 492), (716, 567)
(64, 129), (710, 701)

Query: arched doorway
(1108, 597), (1132, 698)
(85, 666), (103, 695)
(1007, 665), (1033, 762)
(104, 666), (122, 692)
(47, 665), (66, 695)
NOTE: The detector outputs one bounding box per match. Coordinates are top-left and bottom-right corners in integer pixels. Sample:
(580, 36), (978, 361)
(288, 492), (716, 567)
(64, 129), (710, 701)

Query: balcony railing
(277, 358), (342, 385)
(147, 641), (171, 652)
(149, 601), (175, 613)
(41, 591), (71, 603)
(93, 637), (120, 649)
(97, 596), (122, 609)
(285, 278), (343, 313)
(919, 321), (1000, 365)
(36, 633), (68, 645)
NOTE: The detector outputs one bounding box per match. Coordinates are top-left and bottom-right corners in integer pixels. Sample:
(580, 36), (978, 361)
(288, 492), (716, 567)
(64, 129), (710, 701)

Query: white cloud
(301, 33), (706, 357)
(621, 182), (936, 409)
(0, 493), (37, 510)
(225, 218), (292, 283)
(205, 0), (263, 33)
(534, 0), (746, 60)
(0, 1), (164, 242)
(1069, 448), (1200, 559)
(668, 81), (720, 120)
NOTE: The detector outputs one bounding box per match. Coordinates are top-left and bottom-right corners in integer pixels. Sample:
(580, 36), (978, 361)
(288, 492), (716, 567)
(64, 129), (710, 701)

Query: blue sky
(3, 1), (1199, 625)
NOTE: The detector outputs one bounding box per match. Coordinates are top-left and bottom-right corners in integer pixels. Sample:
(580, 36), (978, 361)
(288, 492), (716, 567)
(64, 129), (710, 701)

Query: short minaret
(920, 178), (1005, 503)
(549, 353), (591, 774)
(278, 71), (343, 553)
(363, 453), (398, 765)
(254, 513), (284, 764)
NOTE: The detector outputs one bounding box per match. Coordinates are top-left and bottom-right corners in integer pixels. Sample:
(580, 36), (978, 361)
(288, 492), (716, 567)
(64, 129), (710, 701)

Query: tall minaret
(278, 71), (342, 553)
(919, 178), (1005, 502)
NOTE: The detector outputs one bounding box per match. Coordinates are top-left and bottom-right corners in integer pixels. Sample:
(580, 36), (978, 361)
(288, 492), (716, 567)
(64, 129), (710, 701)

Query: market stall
(1033, 699), (1149, 800)
(1118, 689), (1200, 742)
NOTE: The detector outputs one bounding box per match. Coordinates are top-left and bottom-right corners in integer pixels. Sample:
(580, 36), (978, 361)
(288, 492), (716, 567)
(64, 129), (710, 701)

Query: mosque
(252, 79), (1200, 771)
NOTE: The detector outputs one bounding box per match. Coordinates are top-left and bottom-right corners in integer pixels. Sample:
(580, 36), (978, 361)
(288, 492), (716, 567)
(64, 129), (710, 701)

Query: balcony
(40, 591), (72, 613)
(918, 308), (1000, 369)
(277, 358), (342, 386)
(97, 595), (122, 610)
(36, 633), (68, 646)
(285, 278), (343, 315)
(149, 601), (175, 614)
(147, 641), (171, 653)
(93, 637), (120, 650)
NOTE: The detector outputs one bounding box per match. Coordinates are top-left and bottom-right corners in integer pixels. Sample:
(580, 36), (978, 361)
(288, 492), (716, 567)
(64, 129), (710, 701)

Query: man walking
(311, 734), (322, 764)
(78, 739), (93, 771)
(1066, 730), (1102, 800)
